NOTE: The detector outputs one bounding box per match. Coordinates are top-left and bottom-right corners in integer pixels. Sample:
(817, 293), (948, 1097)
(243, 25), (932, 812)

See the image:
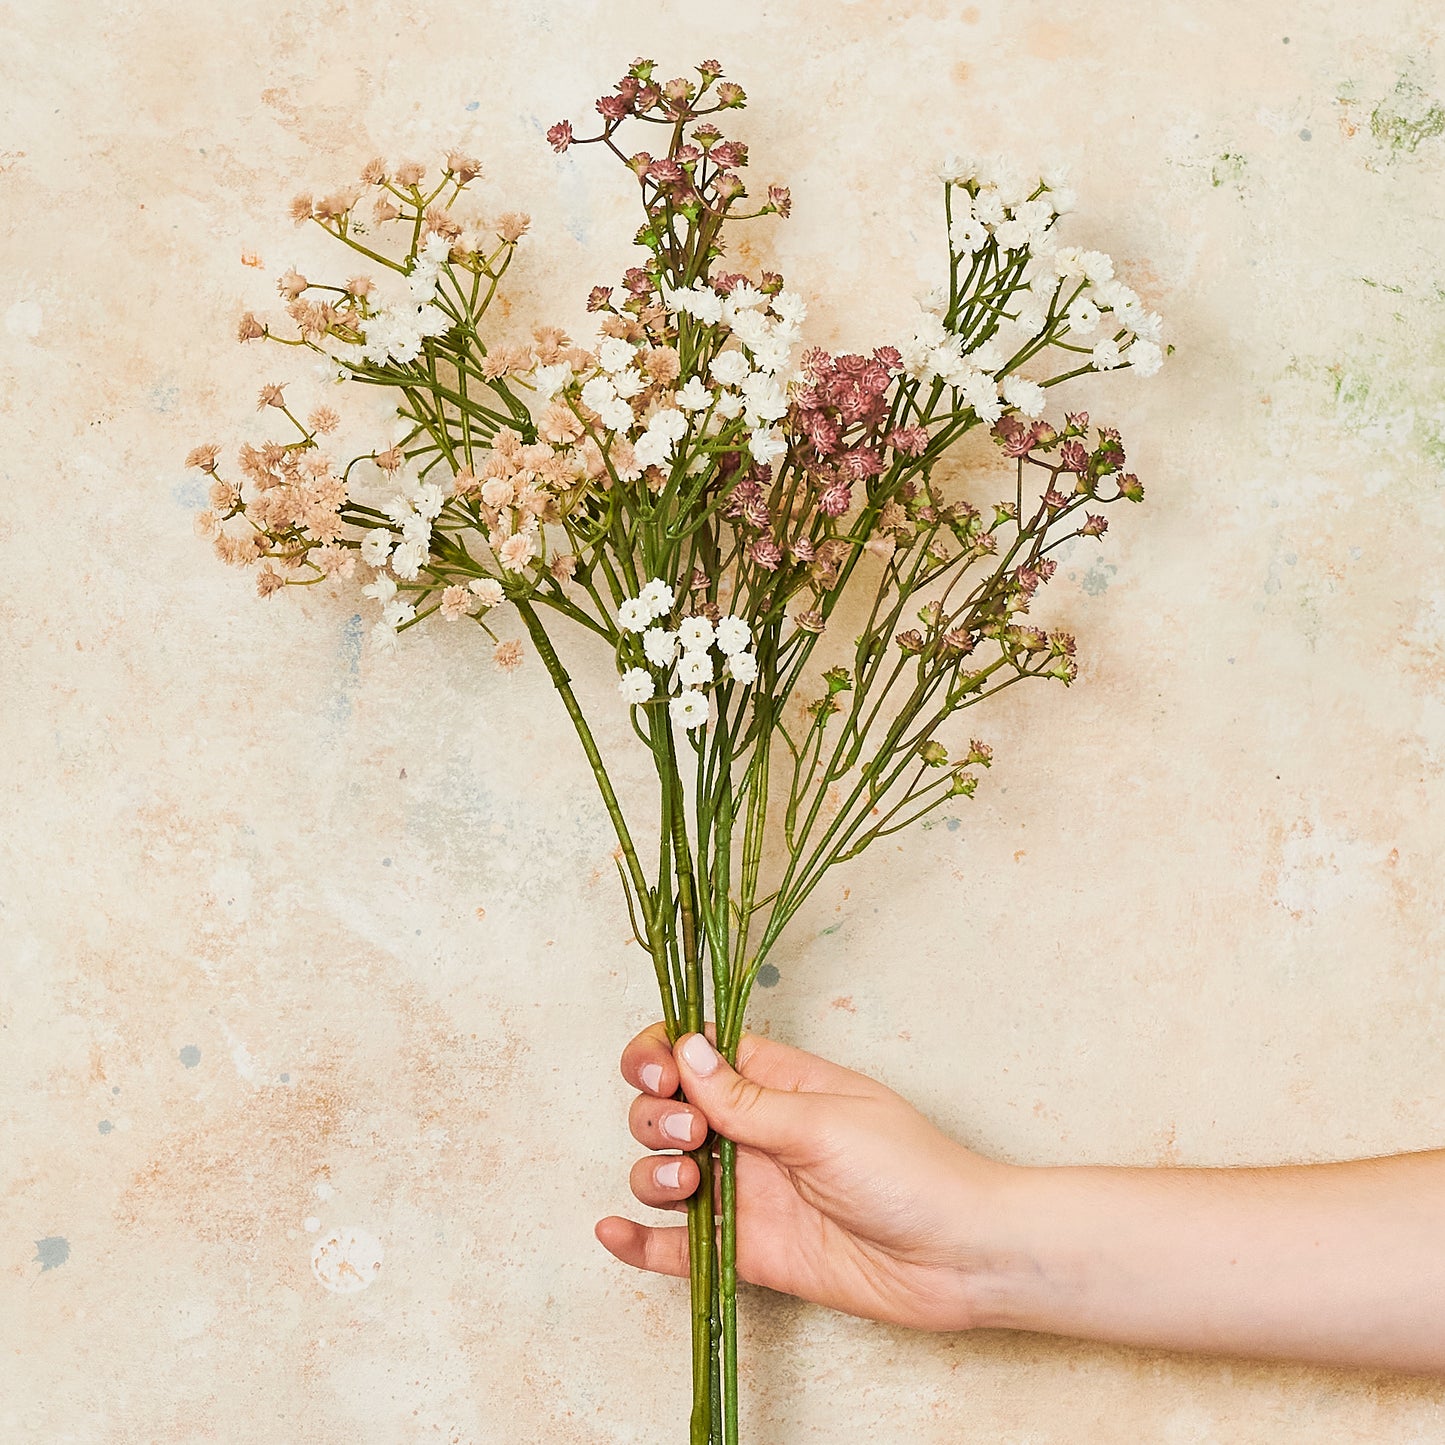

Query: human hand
(594, 1022), (1009, 1332)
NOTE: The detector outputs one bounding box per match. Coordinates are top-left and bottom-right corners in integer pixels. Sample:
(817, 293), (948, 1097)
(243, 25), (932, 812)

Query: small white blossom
(669, 690), (709, 731)
(672, 284), (724, 326)
(598, 397), (636, 433)
(677, 650), (714, 686)
(722, 281), (767, 315)
(714, 616), (751, 655)
(371, 619), (399, 652)
(580, 376), (617, 414)
(675, 377), (713, 412)
(1002, 375), (1047, 418)
(597, 336), (636, 374)
(727, 650), (758, 685)
(412, 482), (446, 520)
(637, 579), (676, 617)
(618, 668), (653, 704)
(740, 373), (788, 425)
(959, 370), (1003, 423)
(643, 627), (679, 667)
(611, 367), (647, 401)
(362, 571), (397, 605)
(714, 391), (745, 419)
(469, 577), (504, 607)
(1066, 300), (1100, 335)
(532, 361), (573, 399)
(710, 351), (751, 388)
(360, 531), (393, 567)
(400, 510), (432, 544)
(728, 309), (771, 349)
(618, 597), (651, 632)
(381, 597), (416, 629)
(391, 538), (428, 579)
(678, 616), (715, 652)
(1091, 338), (1123, 371)
(749, 428), (787, 467)
(633, 431), (672, 470)
(770, 291), (807, 326)
(1127, 339), (1164, 377)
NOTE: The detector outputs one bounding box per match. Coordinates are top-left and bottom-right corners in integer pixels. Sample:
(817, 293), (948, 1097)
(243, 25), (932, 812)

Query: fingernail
(679, 1034), (718, 1077)
(639, 1062), (664, 1093)
(661, 1112), (693, 1142)
(655, 1159), (682, 1189)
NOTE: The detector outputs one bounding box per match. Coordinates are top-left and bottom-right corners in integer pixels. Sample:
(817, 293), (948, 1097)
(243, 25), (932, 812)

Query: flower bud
(917, 739), (948, 767)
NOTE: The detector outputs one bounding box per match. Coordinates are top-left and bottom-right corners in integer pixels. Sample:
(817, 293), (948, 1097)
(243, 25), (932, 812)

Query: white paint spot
(4, 299), (41, 338)
(311, 1226), (383, 1293)
(303, 1216), (320, 1233)
(315, 1180), (335, 1201)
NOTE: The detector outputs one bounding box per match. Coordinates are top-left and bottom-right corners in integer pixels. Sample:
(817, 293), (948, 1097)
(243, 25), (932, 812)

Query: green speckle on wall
(1369, 75), (1445, 154)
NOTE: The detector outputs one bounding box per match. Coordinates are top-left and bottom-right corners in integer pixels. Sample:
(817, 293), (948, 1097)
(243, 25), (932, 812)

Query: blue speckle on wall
(171, 476), (206, 510)
(179, 1044), (201, 1068)
(756, 964), (781, 989)
(34, 1237), (69, 1271)
(327, 613), (365, 723)
(98, 1120), (113, 1135)
(148, 381), (179, 413)
(465, 100), (479, 111)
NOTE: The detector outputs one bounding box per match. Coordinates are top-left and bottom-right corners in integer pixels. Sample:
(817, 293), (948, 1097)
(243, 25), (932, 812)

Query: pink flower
(887, 425), (928, 456)
(748, 538), (782, 570)
(547, 120), (574, 153)
(498, 532), (538, 571)
(818, 481), (852, 516)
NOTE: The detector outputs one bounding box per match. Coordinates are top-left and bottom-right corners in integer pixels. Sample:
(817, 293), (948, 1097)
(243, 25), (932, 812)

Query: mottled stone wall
(4, 2), (1444, 1440)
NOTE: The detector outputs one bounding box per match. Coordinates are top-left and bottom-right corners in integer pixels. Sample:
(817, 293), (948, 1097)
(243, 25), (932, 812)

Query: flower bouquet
(190, 56), (1162, 1444)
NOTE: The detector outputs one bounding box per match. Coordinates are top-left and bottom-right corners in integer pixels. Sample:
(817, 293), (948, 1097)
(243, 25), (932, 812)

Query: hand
(593, 1022), (1008, 1332)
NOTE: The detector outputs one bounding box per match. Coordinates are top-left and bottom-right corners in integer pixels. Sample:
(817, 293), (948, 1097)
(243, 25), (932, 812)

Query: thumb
(674, 1032), (814, 1156)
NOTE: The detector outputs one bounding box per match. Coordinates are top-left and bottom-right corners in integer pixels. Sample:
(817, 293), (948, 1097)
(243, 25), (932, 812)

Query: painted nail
(655, 1159), (683, 1189)
(639, 1062), (664, 1093)
(679, 1033), (719, 1076)
(661, 1112), (693, 1143)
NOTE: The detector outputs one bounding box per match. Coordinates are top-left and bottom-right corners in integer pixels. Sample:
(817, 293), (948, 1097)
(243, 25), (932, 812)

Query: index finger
(620, 1019), (721, 1097)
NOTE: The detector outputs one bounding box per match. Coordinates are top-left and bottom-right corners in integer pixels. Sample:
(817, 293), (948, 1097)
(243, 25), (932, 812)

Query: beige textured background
(5, 1), (1445, 1440)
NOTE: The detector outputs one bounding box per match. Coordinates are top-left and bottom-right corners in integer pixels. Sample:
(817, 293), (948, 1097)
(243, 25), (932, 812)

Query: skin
(595, 1023), (1445, 1375)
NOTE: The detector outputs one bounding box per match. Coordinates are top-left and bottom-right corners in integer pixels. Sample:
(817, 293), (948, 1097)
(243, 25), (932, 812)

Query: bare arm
(973, 1151), (1445, 1374)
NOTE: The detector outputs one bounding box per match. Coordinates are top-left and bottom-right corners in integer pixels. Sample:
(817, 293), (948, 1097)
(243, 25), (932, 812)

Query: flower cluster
(616, 579), (756, 730)
(895, 158), (1164, 425)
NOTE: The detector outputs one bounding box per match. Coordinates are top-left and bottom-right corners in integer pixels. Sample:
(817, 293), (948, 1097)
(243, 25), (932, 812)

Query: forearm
(967, 1150), (1445, 1373)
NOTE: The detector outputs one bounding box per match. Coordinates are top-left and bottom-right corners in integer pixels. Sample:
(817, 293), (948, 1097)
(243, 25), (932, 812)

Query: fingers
(628, 1151), (700, 1208)
(673, 1031), (819, 1158)
(594, 1216), (690, 1278)
(619, 1020), (680, 1098)
(628, 1091), (707, 1151)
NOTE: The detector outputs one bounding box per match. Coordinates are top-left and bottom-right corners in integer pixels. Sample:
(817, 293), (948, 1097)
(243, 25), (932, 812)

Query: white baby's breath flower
(360, 530), (393, 567)
(949, 217), (990, 255)
(611, 367), (647, 401)
(678, 616), (715, 652)
(728, 309), (771, 349)
(1091, 338), (1123, 371)
(1066, 300), (1100, 335)
(727, 650), (758, 685)
(371, 619), (399, 653)
(637, 579), (676, 617)
(677, 650), (714, 686)
(618, 667), (653, 704)
(597, 336), (636, 374)
(412, 482), (446, 520)
(669, 690), (709, 731)
(714, 391), (745, 419)
(770, 291), (807, 326)
(675, 376), (713, 412)
(643, 627), (679, 667)
(1127, 339), (1164, 377)
(633, 431), (672, 470)
(1002, 375), (1047, 418)
(469, 577), (504, 607)
(618, 597), (651, 632)
(400, 510), (432, 544)
(581, 376), (617, 413)
(749, 428), (787, 467)
(713, 615), (751, 655)
(723, 281), (767, 315)
(362, 571), (397, 606)
(710, 351), (750, 388)
(381, 597), (416, 629)
(599, 397), (636, 433)
(391, 538), (427, 579)
(533, 361), (573, 399)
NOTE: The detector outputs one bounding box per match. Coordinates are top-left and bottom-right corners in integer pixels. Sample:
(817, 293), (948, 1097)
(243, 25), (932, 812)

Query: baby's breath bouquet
(192, 57), (1163, 1444)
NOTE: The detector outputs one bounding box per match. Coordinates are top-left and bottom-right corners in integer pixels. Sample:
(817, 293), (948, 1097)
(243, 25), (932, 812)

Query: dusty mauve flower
(767, 185), (791, 217)
(256, 565), (285, 597)
(394, 159), (425, 186)
(495, 212), (531, 242)
(237, 312), (266, 342)
(547, 120), (574, 153)
(493, 639), (524, 672)
(818, 481), (852, 517)
(360, 156), (387, 185)
(345, 274), (375, 298)
(446, 151), (483, 182)
(314, 545), (355, 578)
(276, 267), (308, 300)
(308, 405), (340, 435)
(440, 585), (472, 620)
(257, 383), (287, 410)
(289, 193), (314, 224)
(186, 443), (220, 472)
(372, 197), (401, 224)
(1081, 513), (1109, 537)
